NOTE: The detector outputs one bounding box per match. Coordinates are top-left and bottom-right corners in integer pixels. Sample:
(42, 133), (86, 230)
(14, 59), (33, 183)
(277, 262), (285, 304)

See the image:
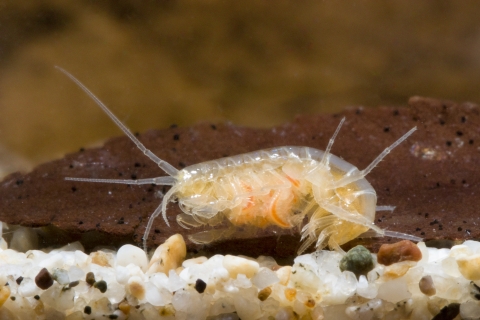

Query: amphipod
(57, 67), (422, 254)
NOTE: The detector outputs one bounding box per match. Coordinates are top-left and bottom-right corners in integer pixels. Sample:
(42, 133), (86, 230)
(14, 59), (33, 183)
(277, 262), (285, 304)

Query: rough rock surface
(0, 96), (479, 260)
(377, 240), (422, 266)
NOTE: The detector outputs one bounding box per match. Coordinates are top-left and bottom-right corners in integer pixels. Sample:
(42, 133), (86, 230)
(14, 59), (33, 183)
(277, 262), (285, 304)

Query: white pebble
(460, 300), (480, 319)
(52, 268), (70, 285)
(252, 267), (279, 289)
(223, 255), (259, 278)
(17, 277), (39, 297)
(116, 244), (148, 272)
(377, 276), (411, 303)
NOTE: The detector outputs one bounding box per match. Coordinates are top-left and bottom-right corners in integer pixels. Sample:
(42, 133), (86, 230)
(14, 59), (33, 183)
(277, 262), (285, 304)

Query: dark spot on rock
(131, 174), (137, 180)
(134, 132), (140, 137)
(16, 180), (23, 186)
(154, 229), (160, 234)
(446, 141), (452, 146)
(170, 124), (177, 128)
(356, 109), (361, 115)
(173, 134), (180, 141)
(118, 172), (123, 176)
(461, 116), (466, 123)
(458, 227), (462, 231)
(179, 162), (186, 168)
(416, 227), (421, 231)
(69, 164), (74, 169)
(456, 131), (463, 136)
(86, 272), (95, 286)
(71, 186), (77, 192)
(383, 127), (390, 132)
(424, 213), (429, 218)
(35, 268), (53, 290)
(93, 280), (107, 293)
(108, 315), (118, 319)
(78, 221), (83, 225)
(134, 162), (141, 167)
(16, 277), (23, 285)
(439, 119), (445, 125)
(34, 295), (40, 300)
(393, 110), (399, 116)
(194, 279), (207, 293)
(10, 296), (15, 301)
(469, 139), (474, 145)
(69, 281), (79, 288)
(129, 204), (133, 209)
(211, 124), (217, 130)
(84, 306), (92, 314)
(96, 223), (100, 228)
(421, 232), (425, 235)
(118, 217), (124, 225)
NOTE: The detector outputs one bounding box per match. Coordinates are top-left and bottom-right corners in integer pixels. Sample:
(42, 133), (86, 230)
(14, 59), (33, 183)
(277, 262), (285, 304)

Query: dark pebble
(94, 280), (107, 293)
(194, 279), (207, 293)
(86, 272), (95, 286)
(35, 268), (53, 290)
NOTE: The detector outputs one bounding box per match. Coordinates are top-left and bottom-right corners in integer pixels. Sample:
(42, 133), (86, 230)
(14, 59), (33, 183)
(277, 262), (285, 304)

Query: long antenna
(55, 66), (179, 177)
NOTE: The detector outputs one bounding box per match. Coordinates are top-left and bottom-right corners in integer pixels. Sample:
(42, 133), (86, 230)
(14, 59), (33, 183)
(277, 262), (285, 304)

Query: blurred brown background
(0, 1), (480, 175)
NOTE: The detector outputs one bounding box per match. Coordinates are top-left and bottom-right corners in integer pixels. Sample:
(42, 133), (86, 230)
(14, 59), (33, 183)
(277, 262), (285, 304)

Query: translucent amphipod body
(57, 67), (422, 254)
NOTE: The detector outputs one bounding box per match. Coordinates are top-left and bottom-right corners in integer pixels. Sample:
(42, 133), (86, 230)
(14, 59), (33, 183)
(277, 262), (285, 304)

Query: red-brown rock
(377, 240), (422, 266)
(0, 96), (479, 260)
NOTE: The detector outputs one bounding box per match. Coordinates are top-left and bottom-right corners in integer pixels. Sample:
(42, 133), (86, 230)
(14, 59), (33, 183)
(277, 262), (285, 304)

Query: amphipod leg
(334, 127), (417, 188)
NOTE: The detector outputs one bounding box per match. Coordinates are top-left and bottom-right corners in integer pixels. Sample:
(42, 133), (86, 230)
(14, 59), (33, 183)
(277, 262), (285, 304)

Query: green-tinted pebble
(339, 245), (374, 277)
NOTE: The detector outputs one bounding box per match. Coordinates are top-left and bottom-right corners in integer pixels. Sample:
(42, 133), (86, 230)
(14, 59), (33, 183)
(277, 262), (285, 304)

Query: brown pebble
(377, 240), (422, 266)
(284, 288), (296, 301)
(85, 272), (95, 286)
(35, 268), (53, 290)
(419, 275), (436, 296)
(258, 287), (272, 301)
(118, 301), (131, 315)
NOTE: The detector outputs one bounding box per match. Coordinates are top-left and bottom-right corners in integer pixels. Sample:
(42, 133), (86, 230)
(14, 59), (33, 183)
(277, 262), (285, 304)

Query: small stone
(147, 234), (186, 274)
(284, 288), (297, 301)
(419, 275), (436, 296)
(85, 272), (96, 286)
(275, 266), (291, 286)
(258, 287), (272, 301)
(118, 301), (131, 315)
(35, 268), (53, 290)
(91, 251), (112, 267)
(84, 306), (92, 314)
(194, 279), (207, 293)
(94, 280), (108, 293)
(128, 276), (145, 300)
(377, 240), (422, 266)
(117, 244), (148, 272)
(223, 255), (259, 278)
(0, 286), (10, 307)
(251, 267), (279, 290)
(339, 245), (374, 277)
(457, 254), (480, 280)
(52, 268), (70, 285)
(432, 303), (460, 320)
